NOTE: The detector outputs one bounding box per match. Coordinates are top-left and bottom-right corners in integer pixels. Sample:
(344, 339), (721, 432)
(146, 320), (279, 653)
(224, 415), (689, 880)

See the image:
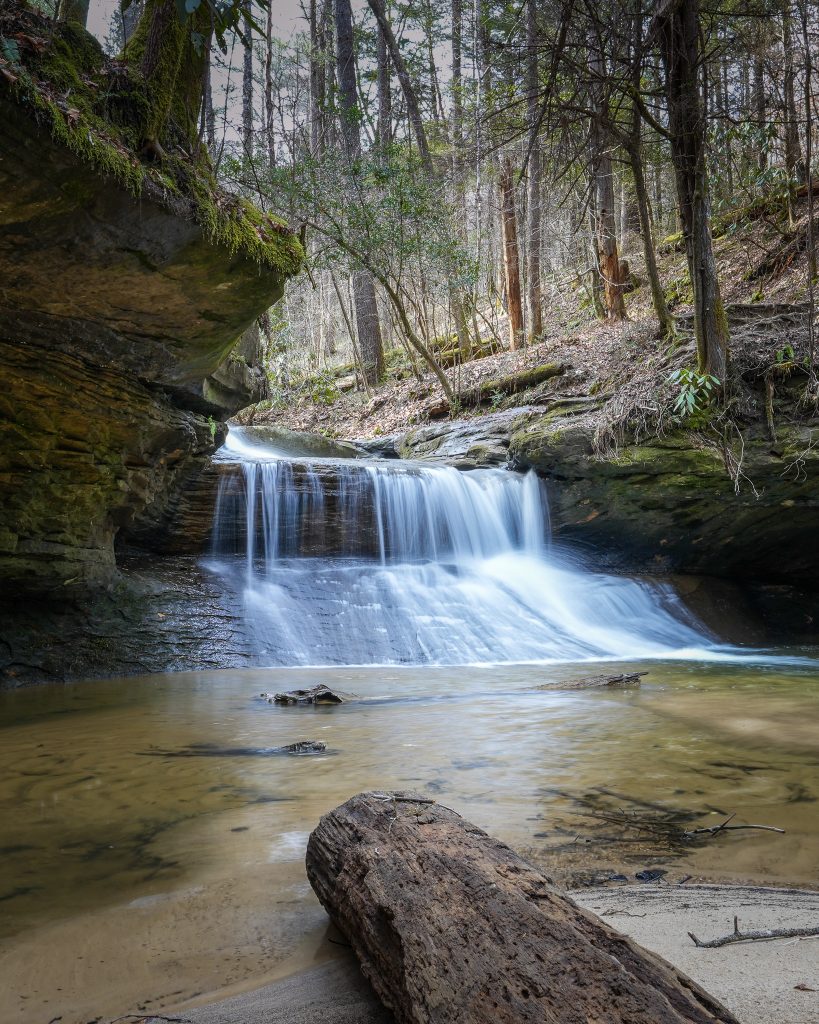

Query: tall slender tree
(587, 25), (627, 320)
(335, 0), (385, 383)
(653, 0), (729, 377)
(242, 11), (254, 157)
(525, 0), (543, 342)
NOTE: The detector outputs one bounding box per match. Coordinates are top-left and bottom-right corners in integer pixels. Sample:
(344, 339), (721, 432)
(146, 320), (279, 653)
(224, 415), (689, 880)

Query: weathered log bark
(306, 793), (738, 1024)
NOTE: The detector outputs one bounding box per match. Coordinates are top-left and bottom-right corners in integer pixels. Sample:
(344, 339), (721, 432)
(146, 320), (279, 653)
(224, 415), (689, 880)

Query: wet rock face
(398, 409), (530, 467)
(0, 557), (252, 688)
(0, 98), (289, 592)
(508, 409), (819, 584)
(391, 391), (819, 586)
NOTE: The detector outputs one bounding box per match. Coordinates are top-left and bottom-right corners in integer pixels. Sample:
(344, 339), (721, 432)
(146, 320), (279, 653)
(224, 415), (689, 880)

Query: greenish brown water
(1, 658), (818, 1023)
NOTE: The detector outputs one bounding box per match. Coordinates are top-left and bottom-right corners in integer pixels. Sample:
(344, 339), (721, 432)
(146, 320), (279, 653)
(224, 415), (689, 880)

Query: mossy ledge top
(0, 1), (302, 276)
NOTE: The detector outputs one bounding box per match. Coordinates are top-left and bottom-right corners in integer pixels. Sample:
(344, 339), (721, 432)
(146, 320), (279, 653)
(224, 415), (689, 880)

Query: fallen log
(306, 792), (739, 1024)
(459, 362), (565, 408)
(142, 740), (327, 757)
(421, 363), (565, 420)
(688, 915), (819, 948)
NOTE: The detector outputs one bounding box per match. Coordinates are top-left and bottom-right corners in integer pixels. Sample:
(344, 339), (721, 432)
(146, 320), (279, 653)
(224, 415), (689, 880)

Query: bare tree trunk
(376, 18), (391, 148)
(451, 0), (464, 171)
(526, 0), (543, 342)
(265, 3), (276, 166)
(366, 0), (433, 174)
(242, 13), (254, 158)
(587, 189), (606, 320)
(588, 30), (627, 320)
(448, 0), (472, 358)
(628, 141), (673, 336)
(204, 59), (216, 151)
(627, 8), (671, 336)
(655, 0), (729, 378)
(499, 157), (524, 350)
(335, 0), (384, 383)
(798, 0), (816, 369)
(717, 56), (734, 196)
(753, 56), (766, 172)
(330, 272), (371, 396)
(782, 3), (804, 223)
(309, 0), (321, 156)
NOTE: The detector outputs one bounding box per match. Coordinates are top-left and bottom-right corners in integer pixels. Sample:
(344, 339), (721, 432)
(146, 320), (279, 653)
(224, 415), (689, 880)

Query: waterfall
(207, 428), (711, 666)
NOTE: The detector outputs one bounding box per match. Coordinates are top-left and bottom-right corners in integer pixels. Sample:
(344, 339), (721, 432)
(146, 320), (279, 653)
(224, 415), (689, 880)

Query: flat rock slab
(306, 791), (738, 1024)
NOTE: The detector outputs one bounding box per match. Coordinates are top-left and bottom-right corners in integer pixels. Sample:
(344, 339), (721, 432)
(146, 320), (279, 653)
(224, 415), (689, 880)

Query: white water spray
(208, 428), (711, 665)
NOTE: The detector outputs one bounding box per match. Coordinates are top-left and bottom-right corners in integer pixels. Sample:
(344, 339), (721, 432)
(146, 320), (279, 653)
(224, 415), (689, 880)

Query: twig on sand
(688, 916), (819, 948)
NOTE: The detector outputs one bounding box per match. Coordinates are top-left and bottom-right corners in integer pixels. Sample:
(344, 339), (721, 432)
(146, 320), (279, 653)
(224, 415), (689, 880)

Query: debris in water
(546, 672), (647, 691)
(140, 740), (328, 758)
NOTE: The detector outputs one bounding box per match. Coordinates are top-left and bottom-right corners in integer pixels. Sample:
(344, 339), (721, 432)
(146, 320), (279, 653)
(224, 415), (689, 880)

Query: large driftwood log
(306, 792), (738, 1024)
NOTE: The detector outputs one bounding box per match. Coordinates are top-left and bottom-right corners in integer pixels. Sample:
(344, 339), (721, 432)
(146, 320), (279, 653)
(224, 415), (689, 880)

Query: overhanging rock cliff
(0, 36), (301, 596)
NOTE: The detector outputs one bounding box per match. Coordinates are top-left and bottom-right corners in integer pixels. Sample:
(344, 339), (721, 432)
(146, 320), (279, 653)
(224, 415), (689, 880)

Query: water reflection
(1, 660), (817, 1022)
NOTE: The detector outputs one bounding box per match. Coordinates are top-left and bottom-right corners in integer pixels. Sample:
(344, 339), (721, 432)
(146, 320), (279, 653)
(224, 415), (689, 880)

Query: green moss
(664, 275), (693, 309)
(2, 12), (302, 276)
(19, 74), (147, 194)
(659, 230), (684, 252)
(122, 0), (210, 146)
(185, 176), (303, 274)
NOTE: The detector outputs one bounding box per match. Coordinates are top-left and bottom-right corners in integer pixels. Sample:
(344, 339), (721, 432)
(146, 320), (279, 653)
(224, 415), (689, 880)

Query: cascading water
(207, 427), (711, 665)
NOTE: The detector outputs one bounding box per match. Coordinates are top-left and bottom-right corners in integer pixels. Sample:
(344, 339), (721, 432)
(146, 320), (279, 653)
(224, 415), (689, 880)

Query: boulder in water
(262, 686), (353, 705)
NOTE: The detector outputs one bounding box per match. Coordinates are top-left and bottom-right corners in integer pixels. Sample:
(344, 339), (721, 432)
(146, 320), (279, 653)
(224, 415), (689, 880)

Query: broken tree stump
(306, 792), (738, 1024)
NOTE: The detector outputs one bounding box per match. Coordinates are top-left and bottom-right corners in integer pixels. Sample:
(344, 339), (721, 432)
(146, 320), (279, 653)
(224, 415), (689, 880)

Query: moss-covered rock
(508, 412), (819, 583)
(0, 29), (301, 595)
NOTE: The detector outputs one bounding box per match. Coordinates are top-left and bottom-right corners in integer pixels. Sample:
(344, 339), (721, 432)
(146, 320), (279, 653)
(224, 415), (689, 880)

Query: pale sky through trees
(87, 0), (347, 45)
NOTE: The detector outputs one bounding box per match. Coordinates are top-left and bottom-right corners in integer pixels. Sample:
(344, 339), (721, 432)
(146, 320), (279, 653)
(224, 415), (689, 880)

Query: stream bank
(180, 885), (819, 1024)
(1, 661), (818, 1023)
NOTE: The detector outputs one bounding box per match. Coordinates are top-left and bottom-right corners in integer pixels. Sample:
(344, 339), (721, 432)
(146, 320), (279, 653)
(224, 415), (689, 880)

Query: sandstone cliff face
(0, 92), (298, 594)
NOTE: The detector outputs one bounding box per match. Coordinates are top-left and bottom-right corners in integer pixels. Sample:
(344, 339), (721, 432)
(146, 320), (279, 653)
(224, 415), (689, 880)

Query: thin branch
(689, 917), (819, 949)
